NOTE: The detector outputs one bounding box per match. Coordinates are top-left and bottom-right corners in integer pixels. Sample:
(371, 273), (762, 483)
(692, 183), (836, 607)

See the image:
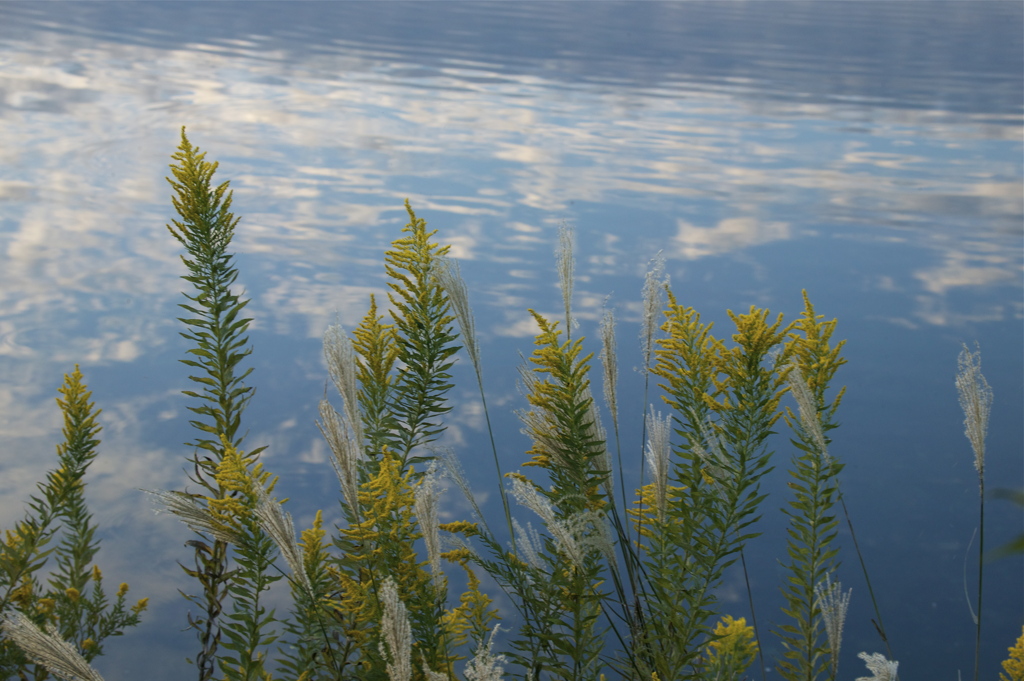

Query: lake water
(1, 2), (1021, 679)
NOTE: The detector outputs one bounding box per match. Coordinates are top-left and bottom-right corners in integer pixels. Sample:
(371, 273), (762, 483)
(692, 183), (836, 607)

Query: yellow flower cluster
(706, 615), (758, 676)
(1002, 626), (1024, 681)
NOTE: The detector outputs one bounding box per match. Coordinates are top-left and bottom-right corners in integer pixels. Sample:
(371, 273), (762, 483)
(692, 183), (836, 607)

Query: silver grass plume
(644, 408), (672, 523)
(435, 257), (482, 383)
(414, 465), (442, 581)
(693, 420), (732, 489)
(788, 363), (830, 458)
(252, 484), (312, 594)
(599, 306), (619, 435)
(512, 518), (545, 571)
(640, 251), (668, 366)
(317, 398), (362, 511)
(464, 624), (507, 681)
(855, 652), (899, 681)
(323, 323), (363, 446)
(556, 222), (575, 333)
(437, 447), (485, 524)
(955, 343), (993, 481)
(2, 610), (105, 681)
(421, 664), (446, 681)
(815, 574), (851, 678)
(379, 577), (412, 681)
(148, 489), (244, 545)
(509, 476), (581, 567)
(509, 476), (610, 570)
(583, 386), (614, 502)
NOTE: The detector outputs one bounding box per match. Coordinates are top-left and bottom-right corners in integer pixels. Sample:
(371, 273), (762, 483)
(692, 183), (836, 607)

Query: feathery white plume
(955, 343), (993, 480)
(435, 257), (482, 383)
(855, 652), (899, 681)
(317, 398), (362, 510)
(2, 610), (106, 681)
(148, 489), (243, 545)
(323, 323), (363, 445)
(379, 577), (412, 681)
(599, 306), (619, 433)
(787, 363), (829, 458)
(414, 466), (442, 581)
(464, 624), (507, 681)
(556, 222), (575, 333)
(640, 251), (668, 365)
(815, 574), (851, 677)
(644, 408), (672, 522)
(252, 485), (312, 594)
(512, 518), (545, 571)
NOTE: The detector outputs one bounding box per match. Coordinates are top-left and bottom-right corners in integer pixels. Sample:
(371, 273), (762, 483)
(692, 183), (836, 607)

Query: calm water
(1, 2), (1021, 679)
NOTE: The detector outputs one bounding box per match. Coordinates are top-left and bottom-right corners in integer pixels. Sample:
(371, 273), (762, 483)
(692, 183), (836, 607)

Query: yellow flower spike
(92, 565), (102, 582)
(12, 577), (34, 607)
(65, 587), (80, 602)
(82, 638), (97, 652)
(117, 582), (129, 597)
(132, 598), (149, 614)
(440, 548), (474, 565)
(299, 509), (326, 562)
(438, 521), (479, 537)
(36, 598), (55, 614)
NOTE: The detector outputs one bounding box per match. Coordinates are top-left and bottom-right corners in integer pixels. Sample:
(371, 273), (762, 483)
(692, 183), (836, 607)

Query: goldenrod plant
(774, 296), (847, 681)
(163, 127), (271, 681)
(0, 367), (146, 679)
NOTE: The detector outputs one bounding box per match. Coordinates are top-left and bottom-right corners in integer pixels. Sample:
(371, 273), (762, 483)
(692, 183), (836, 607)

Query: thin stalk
(840, 493), (893, 660)
(740, 548), (768, 681)
(974, 481), (984, 681)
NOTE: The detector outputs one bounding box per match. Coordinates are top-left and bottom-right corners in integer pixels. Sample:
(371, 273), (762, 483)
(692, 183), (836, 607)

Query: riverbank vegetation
(1, 130), (1018, 681)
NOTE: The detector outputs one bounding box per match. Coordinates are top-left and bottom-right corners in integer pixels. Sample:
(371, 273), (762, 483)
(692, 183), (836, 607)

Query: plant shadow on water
(1, 131), (1021, 681)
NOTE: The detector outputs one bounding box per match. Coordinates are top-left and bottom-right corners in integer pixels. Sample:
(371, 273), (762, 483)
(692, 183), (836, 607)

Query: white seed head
(2, 610), (106, 681)
(955, 343), (993, 480)
(815, 574), (851, 676)
(379, 577), (412, 681)
(512, 518), (545, 571)
(147, 489), (243, 545)
(556, 222), (575, 332)
(464, 624), (507, 681)
(640, 251), (668, 364)
(323, 323), (363, 445)
(435, 257), (482, 383)
(644, 408), (672, 523)
(252, 485), (312, 594)
(414, 466), (442, 581)
(599, 306), (619, 430)
(317, 398), (362, 511)
(787, 363), (830, 458)
(855, 652), (899, 681)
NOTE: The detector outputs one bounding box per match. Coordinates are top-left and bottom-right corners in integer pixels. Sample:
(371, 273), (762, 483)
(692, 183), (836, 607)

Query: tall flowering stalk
(956, 343), (993, 681)
(165, 128), (261, 681)
(775, 293), (847, 681)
